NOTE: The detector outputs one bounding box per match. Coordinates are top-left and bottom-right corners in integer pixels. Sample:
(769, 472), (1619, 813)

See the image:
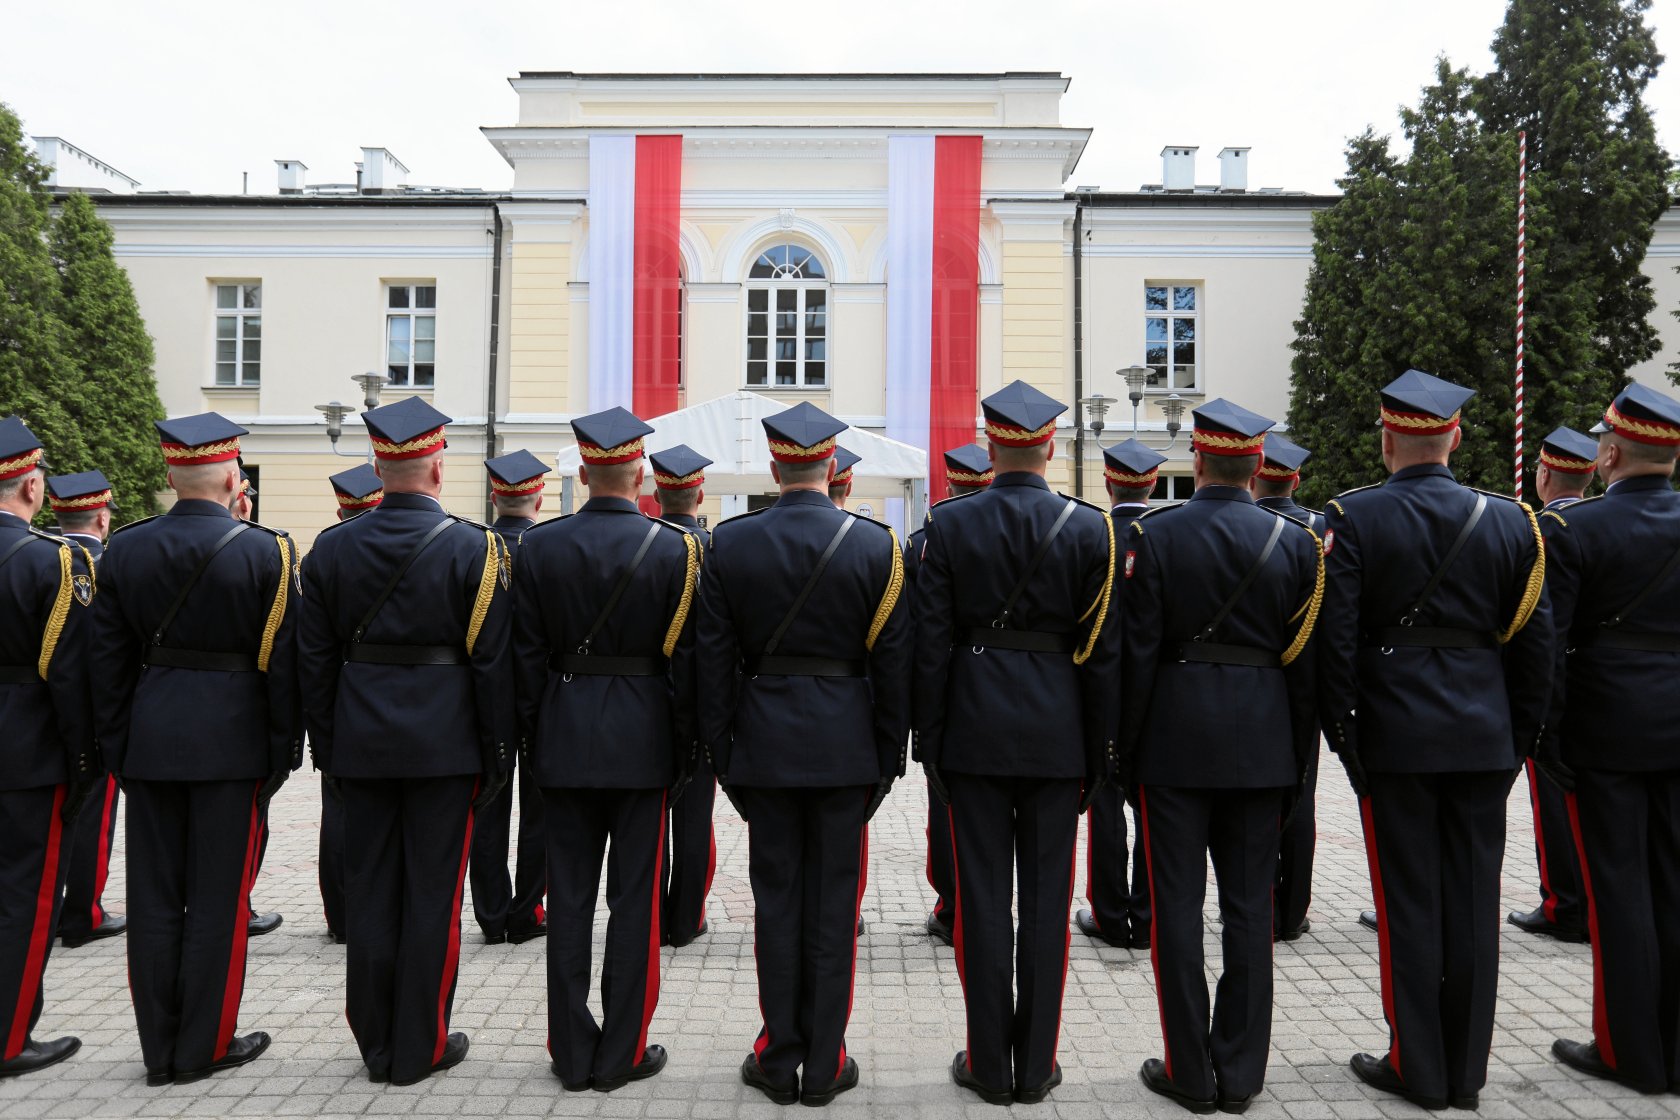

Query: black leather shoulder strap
(763, 516), (856, 657)
(994, 498), (1077, 629)
(575, 520), (663, 654)
(1195, 514), (1286, 642)
(352, 517), (456, 643)
(1400, 493), (1487, 625)
(153, 522), (250, 645)
(0, 534), (34, 575)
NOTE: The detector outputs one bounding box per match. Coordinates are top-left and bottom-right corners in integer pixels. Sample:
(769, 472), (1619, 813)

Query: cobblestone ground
(4, 753), (1675, 1119)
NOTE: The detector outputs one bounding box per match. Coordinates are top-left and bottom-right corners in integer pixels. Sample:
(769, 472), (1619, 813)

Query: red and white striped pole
(1515, 130), (1527, 502)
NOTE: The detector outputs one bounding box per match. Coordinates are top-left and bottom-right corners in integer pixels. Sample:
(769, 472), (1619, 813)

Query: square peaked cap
(573, 407), (654, 465)
(983, 380), (1066, 447)
(47, 470), (114, 512)
(155, 412), (248, 465)
(649, 444), (713, 489)
(1191, 398), (1275, 456)
(364, 396), (451, 461)
(1601, 382), (1680, 446)
(763, 401), (846, 463)
(1539, 426), (1598, 473)
(943, 443), (994, 487)
(832, 446), (861, 484)
(1380, 369), (1476, 435)
(484, 448), (551, 495)
(0, 416), (45, 480)
(329, 464), (385, 510)
(1103, 438), (1167, 486)
(1259, 432), (1312, 479)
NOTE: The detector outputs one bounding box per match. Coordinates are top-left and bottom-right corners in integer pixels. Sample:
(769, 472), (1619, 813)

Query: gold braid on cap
(1104, 466), (1158, 486)
(465, 530), (502, 656)
(257, 535), (293, 673)
(1073, 512), (1116, 665)
(1380, 407), (1461, 433)
(984, 419), (1057, 445)
(52, 491), (113, 511)
(767, 436), (837, 461)
(866, 528), (905, 651)
(1192, 429), (1267, 454)
(1501, 505), (1546, 643)
(1539, 448), (1593, 474)
(370, 429), (447, 458)
(0, 447), (43, 479)
(577, 438), (645, 463)
(946, 468), (993, 486)
(160, 437), (242, 464)
(662, 532), (699, 658)
(1281, 529), (1324, 667)
(1604, 401), (1680, 445)
(38, 541), (73, 680)
(1256, 463), (1300, 480)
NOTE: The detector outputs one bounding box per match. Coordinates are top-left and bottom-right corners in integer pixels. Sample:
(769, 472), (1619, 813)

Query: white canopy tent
(554, 391), (930, 532)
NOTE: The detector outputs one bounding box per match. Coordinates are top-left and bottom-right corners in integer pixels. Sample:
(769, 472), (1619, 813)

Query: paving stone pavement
(3, 754), (1674, 1119)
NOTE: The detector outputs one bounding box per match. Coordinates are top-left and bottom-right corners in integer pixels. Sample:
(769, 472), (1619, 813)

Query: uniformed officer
(696, 403), (910, 1107)
(1506, 426), (1597, 945)
(1318, 370), (1550, 1111)
(1122, 401), (1321, 1113)
(511, 410), (695, 1091)
(1076, 438), (1163, 954)
(909, 443), (993, 949)
(1543, 386), (1680, 1093)
(470, 449), (551, 947)
(46, 471), (126, 951)
(913, 381), (1120, 1106)
(0, 418), (96, 1077)
(233, 469), (285, 941)
(297, 397), (513, 1086)
(91, 413), (301, 1085)
(1250, 432), (1324, 944)
(650, 443), (717, 948)
(829, 446), (860, 509)
(330, 464), (384, 520)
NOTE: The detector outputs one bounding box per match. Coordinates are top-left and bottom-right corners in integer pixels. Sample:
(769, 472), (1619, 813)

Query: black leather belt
(0, 665), (39, 685)
(145, 646), (258, 672)
(1575, 631), (1680, 653)
(345, 644), (466, 666)
(1165, 642), (1280, 668)
(553, 654), (665, 677)
(1363, 627), (1498, 650)
(962, 628), (1076, 654)
(747, 656), (866, 678)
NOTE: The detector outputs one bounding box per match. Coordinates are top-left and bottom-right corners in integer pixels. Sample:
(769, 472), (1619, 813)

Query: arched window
(746, 243), (827, 388)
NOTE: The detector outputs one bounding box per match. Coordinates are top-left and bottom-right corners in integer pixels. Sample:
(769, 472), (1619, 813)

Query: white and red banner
(886, 134), (982, 503)
(587, 134), (683, 419)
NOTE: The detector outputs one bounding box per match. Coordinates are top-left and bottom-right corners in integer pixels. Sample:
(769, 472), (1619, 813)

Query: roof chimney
(275, 159), (308, 194)
(1217, 147), (1250, 192)
(359, 148), (409, 194)
(1161, 146), (1197, 192)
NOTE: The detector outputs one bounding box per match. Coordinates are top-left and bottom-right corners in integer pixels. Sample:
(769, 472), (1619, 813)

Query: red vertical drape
(929, 136), (982, 503)
(633, 134), (683, 421)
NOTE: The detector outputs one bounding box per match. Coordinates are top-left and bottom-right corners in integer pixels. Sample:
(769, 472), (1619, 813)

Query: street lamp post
(1081, 393), (1113, 450)
(316, 372), (387, 462)
(1115, 363), (1187, 451)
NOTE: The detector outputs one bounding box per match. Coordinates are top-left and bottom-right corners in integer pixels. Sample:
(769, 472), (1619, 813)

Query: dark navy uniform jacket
(1543, 475), (1680, 772)
(912, 473), (1120, 781)
(490, 515), (534, 555)
(1118, 487), (1320, 789)
(511, 498), (698, 789)
(663, 512), (711, 556)
(298, 491), (512, 780)
(1318, 464), (1551, 773)
(695, 489), (911, 788)
(63, 533), (105, 563)
(1256, 495), (1323, 535)
(92, 500), (301, 781)
(0, 512), (94, 791)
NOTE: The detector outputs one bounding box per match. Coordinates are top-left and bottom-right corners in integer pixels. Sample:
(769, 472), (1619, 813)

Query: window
(214, 283), (261, 386)
(746, 244), (827, 388)
(1149, 475), (1195, 503)
(1144, 284), (1199, 390)
(386, 283), (437, 388)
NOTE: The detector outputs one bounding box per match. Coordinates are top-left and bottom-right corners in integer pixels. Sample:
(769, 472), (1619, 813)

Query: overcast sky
(5, 0), (1676, 196)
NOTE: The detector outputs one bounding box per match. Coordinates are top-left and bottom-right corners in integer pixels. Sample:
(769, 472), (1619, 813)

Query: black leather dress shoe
(174, 1031), (271, 1084)
(328, 929), (347, 945)
(0, 1036), (79, 1077)
(1350, 1052), (1445, 1109)
(550, 1061), (590, 1091)
(506, 922), (547, 945)
(1553, 1038), (1665, 1093)
(801, 1055), (858, 1106)
(368, 1068), (389, 1084)
(926, 913), (954, 947)
(62, 914), (127, 948)
(1074, 909), (1130, 949)
(1015, 1063), (1061, 1104)
(595, 1043), (666, 1092)
(856, 918), (866, 938)
(246, 912), (283, 937)
(1447, 1090), (1479, 1110)
(1129, 928), (1153, 951)
(1357, 910), (1378, 932)
(1140, 1058), (1217, 1114)
(669, 920), (708, 948)
(145, 1067), (172, 1087)
(391, 1031), (467, 1086)
(1507, 907), (1587, 943)
(1217, 1091), (1255, 1114)
(951, 1051), (1014, 1105)
(741, 1052), (799, 1105)
(1275, 918), (1312, 943)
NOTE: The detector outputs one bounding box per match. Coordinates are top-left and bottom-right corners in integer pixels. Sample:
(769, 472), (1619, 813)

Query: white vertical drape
(587, 135), (637, 411)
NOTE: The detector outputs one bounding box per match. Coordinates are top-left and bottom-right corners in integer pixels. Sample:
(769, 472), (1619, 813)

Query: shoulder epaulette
(1057, 492), (1108, 513)
(1136, 504), (1180, 521)
(1541, 509), (1568, 529)
(25, 526), (69, 545)
(930, 490), (981, 512)
(314, 513), (360, 537)
(1325, 482), (1384, 518)
(1467, 486), (1526, 505)
(445, 512), (490, 531)
(108, 514), (158, 537)
(713, 506), (770, 531)
(843, 509), (893, 534)
(650, 516), (692, 537)
(238, 519), (287, 538)
(1540, 493), (1606, 528)
(519, 513), (572, 537)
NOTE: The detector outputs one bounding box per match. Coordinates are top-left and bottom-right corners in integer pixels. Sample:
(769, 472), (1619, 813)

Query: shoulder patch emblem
(73, 573), (93, 606)
(1323, 528), (1335, 555)
(1125, 550), (1137, 579)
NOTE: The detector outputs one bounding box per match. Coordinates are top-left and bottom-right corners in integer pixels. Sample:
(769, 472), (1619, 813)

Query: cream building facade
(80, 72), (1680, 547)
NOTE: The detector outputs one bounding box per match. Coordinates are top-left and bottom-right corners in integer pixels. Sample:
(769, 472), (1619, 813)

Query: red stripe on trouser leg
(1526, 761), (1559, 923)
(434, 785), (477, 1065)
(946, 803), (972, 1069)
(1048, 786), (1079, 1069)
(635, 792), (669, 1064)
(213, 785), (264, 1061)
(1358, 796), (1402, 1079)
(702, 809), (717, 905)
(1565, 792), (1616, 1069)
(91, 776), (118, 929)
(1138, 786), (1172, 1080)
(835, 813), (869, 1081)
(6, 786), (65, 1060)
